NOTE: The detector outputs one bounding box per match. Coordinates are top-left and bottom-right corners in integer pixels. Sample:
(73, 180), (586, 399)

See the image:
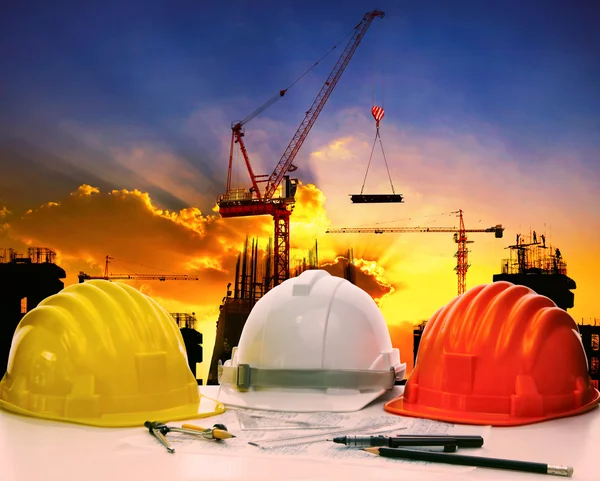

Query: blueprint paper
(236, 410), (339, 430)
(119, 406), (489, 474)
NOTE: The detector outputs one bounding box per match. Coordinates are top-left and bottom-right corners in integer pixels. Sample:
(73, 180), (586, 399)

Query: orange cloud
(0, 181), (394, 381)
(3, 184), (270, 305)
(319, 256), (396, 302)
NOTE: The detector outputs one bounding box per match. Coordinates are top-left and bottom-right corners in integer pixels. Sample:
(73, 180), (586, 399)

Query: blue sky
(2, 1), (598, 184)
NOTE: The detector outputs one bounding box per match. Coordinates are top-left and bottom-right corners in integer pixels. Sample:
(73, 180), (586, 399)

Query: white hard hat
(217, 270), (406, 412)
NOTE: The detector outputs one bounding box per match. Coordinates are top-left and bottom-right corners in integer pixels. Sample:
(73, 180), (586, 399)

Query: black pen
(332, 435), (483, 449)
(330, 435), (458, 452)
(364, 447), (573, 477)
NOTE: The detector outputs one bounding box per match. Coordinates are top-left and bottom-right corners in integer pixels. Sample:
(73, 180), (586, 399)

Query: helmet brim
(0, 395), (201, 428)
(383, 388), (600, 426)
(217, 384), (387, 412)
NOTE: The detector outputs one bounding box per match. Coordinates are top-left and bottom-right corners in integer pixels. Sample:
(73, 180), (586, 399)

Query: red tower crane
(77, 255), (199, 283)
(326, 210), (504, 295)
(217, 9), (385, 288)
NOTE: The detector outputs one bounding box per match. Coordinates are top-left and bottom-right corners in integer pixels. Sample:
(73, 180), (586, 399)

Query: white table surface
(1, 385), (598, 481)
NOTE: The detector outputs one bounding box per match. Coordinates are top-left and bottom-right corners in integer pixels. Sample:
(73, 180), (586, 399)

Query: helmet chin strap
(220, 364), (401, 392)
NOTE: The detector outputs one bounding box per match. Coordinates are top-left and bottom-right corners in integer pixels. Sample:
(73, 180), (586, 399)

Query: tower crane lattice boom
(326, 210), (504, 295)
(326, 226), (503, 234)
(78, 274), (199, 282)
(217, 10), (385, 287)
(77, 255), (199, 283)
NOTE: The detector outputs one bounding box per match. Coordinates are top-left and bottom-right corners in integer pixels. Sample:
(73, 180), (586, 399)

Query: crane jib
(263, 10), (384, 200)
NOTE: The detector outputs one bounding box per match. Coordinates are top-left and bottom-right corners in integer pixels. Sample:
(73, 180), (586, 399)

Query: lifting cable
(240, 24), (359, 127)
(360, 124), (395, 195)
(230, 22), (362, 193)
(360, 40), (396, 195)
(282, 25), (357, 93)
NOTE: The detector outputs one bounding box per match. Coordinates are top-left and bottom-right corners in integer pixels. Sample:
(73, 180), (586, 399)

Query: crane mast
(218, 9), (384, 287)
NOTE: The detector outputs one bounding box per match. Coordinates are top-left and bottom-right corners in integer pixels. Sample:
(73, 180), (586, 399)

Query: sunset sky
(1, 0), (599, 380)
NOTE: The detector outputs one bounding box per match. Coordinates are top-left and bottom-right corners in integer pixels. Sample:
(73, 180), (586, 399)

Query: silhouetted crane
(78, 255), (199, 283)
(326, 210), (504, 295)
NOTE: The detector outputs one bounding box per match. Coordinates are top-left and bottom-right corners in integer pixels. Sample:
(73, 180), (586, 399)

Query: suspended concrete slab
(350, 194), (404, 204)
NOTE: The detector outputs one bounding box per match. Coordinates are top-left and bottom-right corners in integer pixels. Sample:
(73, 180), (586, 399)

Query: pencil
(364, 447), (573, 477)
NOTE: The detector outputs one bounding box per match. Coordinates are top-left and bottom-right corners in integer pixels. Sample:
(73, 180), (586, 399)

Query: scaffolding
(292, 240), (320, 277)
(0, 247), (56, 264)
(231, 236), (273, 306)
(170, 312), (197, 330)
(500, 230), (567, 275)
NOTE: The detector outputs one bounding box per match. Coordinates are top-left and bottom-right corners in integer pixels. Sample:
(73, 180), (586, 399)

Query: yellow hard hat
(0, 280), (220, 427)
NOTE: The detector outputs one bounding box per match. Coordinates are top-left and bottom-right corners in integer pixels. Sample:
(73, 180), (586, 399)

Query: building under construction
(492, 231), (576, 309)
(206, 237), (272, 385)
(577, 322), (600, 390)
(171, 312), (203, 384)
(0, 248), (66, 375)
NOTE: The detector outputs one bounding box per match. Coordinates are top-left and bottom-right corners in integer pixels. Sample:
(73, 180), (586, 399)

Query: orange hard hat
(384, 281), (600, 426)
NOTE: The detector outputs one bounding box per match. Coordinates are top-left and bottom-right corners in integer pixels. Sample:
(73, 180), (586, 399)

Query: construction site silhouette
(0, 247), (203, 383)
(1, 235), (597, 390)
